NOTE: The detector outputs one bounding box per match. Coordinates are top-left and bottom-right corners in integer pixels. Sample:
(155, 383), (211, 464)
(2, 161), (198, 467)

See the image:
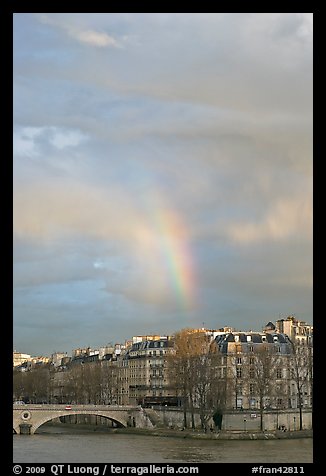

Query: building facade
(13, 352), (32, 367)
(14, 319), (313, 426)
(122, 336), (176, 406)
(212, 328), (312, 413)
(213, 331), (292, 411)
(275, 315), (313, 345)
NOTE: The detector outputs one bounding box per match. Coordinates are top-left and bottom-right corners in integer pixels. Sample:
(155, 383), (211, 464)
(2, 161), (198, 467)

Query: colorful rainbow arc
(150, 204), (196, 310)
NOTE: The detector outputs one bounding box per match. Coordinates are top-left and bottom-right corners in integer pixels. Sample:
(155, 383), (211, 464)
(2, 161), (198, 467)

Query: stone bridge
(13, 404), (154, 435)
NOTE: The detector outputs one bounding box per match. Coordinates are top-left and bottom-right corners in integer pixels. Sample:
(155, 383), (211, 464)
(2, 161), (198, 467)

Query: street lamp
(293, 416), (296, 431)
(244, 418), (247, 432)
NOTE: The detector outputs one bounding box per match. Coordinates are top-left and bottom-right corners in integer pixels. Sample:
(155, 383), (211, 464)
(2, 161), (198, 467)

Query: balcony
(129, 385), (150, 390)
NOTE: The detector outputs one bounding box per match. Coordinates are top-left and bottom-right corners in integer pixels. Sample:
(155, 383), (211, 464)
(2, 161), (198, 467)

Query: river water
(13, 426), (313, 464)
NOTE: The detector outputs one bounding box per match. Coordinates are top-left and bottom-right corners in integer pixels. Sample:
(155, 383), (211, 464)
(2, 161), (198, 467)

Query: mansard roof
(214, 331), (292, 354)
(265, 321), (276, 329)
(124, 338), (173, 359)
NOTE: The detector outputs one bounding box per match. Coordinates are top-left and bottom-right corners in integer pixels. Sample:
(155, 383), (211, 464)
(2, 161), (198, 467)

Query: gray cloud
(13, 13), (313, 355)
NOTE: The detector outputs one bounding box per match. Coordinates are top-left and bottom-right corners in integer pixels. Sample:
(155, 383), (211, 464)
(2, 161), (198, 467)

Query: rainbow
(140, 191), (196, 310)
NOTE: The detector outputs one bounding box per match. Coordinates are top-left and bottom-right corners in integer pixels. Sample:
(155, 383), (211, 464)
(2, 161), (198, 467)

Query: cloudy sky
(13, 13), (313, 356)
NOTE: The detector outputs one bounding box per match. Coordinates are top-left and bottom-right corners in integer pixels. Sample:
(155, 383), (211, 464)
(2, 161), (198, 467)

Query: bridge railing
(13, 404), (141, 411)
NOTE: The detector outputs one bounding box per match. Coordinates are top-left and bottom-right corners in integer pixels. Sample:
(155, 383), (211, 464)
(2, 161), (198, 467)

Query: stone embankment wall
(53, 407), (312, 432)
(143, 407), (312, 431)
(222, 410), (312, 431)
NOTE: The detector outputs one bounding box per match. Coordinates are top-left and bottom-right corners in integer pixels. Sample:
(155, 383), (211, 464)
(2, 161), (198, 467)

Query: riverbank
(42, 422), (312, 440)
(107, 427), (313, 440)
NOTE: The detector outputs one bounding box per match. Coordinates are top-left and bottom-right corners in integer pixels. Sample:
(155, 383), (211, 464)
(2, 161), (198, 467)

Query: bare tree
(249, 344), (280, 431)
(290, 339), (313, 430)
(192, 350), (227, 431)
(14, 365), (51, 403)
(223, 345), (247, 411)
(81, 362), (102, 404)
(191, 353), (211, 429)
(65, 365), (84, 403)
(101, 361), (119, 404)
(13, 369), (27, 401)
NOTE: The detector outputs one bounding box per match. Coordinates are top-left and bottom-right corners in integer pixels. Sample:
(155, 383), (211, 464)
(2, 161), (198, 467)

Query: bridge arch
(13, 405), (149, 435)
(32, 411), (126, 434)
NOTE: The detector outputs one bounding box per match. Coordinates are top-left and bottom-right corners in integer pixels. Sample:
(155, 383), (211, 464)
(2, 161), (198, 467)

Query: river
(13, 425), (313, 464)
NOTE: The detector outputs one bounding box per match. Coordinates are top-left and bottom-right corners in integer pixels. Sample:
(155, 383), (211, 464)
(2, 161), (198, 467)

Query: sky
(13, 13), (313, 356)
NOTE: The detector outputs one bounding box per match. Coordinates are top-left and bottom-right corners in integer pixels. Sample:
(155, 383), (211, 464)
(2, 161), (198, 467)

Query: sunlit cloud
(69, 28), (120, 48)
(226, 198), (312, 244)
(13, 13), (313, 354)
(35, 13), (120, 48)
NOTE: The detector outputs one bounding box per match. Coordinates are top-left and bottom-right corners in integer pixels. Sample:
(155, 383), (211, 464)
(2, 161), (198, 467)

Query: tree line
(13, 329), (312, 431)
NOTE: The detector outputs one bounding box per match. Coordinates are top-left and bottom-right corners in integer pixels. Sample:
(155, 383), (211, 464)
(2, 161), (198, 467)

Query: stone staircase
(142, 408), (163, 428)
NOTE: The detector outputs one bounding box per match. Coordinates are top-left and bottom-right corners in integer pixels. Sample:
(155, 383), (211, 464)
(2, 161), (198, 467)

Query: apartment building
(16, 319), (312, 413)
(50, 352), (68, 368)
(213, 331), (294, 411)
(275, 315), (313, 345)
(122, 336), (176, 405)
(13, 351), (32, 367)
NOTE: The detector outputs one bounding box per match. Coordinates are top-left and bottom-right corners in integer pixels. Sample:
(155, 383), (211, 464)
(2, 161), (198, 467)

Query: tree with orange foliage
(168, 328), (209, 428)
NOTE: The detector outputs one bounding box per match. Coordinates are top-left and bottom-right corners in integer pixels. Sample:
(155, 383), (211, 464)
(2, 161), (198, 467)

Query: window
(249, 346), (254, 352)
(249, 368), (255, 378)
(250, 398), (256, 408)
(249, 384), (255, 394)
(236, 368), (242, 378)
(249, 357), (254, 365)
(237, 357), (242, 364)
(276, 369), (282, 379)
